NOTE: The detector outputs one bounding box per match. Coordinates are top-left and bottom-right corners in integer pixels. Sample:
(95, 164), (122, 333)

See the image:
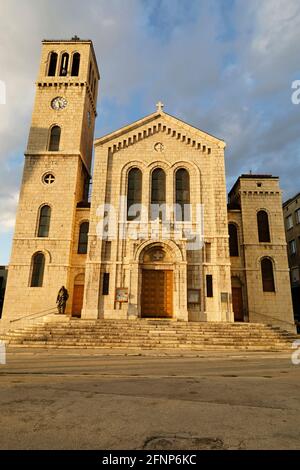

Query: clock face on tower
(51, 97), (68, 111)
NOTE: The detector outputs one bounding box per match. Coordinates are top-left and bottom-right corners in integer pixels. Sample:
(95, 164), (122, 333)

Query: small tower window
(48, 52), (58, 76)
(38, 205), (51, 238)
(102, 273), (110, 295)
(206, 275), (213, 297)
(30, 252), (45, 287)
(60, 53), (69, 76)
(49, 126), (61, 151)
(228, 223), (239, 257)
(43, 173), (55, 185)
(261, 258), (275, 292)
(71, 53), (80, 76)
(91, 70), (95, 93)
(78, 222), (89, 254)
(257, 210), (271, 243)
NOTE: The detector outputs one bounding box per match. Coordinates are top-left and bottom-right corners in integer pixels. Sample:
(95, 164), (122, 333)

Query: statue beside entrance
(56, 286), (69, 315)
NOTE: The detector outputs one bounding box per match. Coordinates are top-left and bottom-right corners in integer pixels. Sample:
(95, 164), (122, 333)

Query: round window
(43, 173), (55, 185)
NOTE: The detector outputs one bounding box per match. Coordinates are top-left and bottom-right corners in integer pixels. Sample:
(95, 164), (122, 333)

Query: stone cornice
(240, 190), (281, 196)
(36, 81), (97, 116)
(94, 111), (225, 153)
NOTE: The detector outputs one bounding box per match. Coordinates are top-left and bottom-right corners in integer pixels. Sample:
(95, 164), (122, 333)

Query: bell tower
(2, 38), (100, 325)
(28, 36), (99, 171)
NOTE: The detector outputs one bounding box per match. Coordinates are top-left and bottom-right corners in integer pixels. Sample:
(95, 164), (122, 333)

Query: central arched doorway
(140, 246), (173, 318)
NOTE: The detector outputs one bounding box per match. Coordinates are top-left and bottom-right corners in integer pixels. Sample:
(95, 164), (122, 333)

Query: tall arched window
(38, 205), (51, 238)
(127, 168), (142, 221)
(30, 252), (45, 287)
(257, 210), (271, 242)
(228, 223), (239, 257)
(48, 52), (58, 76)
(71, 53), (80, 76)
(49, 126), (61, 151)
(60, 53), (69, 76)
(78, 222), (89, 254)
(261, 258), (275, 292)
(151, 168), (166, 220)
(175, 168), (190, 221)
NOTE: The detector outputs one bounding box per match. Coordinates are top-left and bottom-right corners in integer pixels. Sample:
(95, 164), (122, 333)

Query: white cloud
(236, 0), (300, 94)
(0, 191), (19, 232)
(0, 0), (299, 261)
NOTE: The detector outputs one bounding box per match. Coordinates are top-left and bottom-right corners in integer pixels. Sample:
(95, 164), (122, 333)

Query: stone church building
(1, 38), (295, 333)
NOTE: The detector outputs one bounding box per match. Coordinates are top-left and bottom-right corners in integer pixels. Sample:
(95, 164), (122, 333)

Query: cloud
(0, 0), (300, 262)
(0, 191), (19, 232)
(0, 163), (22, 233)
(0, 176), (20, 238)
(176, 0), (300, 196)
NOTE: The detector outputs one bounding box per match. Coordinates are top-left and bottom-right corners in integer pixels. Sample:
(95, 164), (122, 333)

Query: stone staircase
(0, 319), (298, 351)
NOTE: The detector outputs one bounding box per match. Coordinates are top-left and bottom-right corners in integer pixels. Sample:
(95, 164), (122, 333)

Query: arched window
(38, 205), (51, 238)
(49, 126), (61, 151)
(127, 168), (142, 221)
(48, 52), (58, 76)
(30, 252), (45, 287)
(71, 53), (80, 76)
(93, 78), (97, 98)
(60, 53), (69, 76)
(228, 223), (239, 257)
(78, 222), (89, 254)
(261, 258), (275, 292)
(151, 168), (166, 220)
(257, 210), (271, 242)
(175, 168), (190, 221)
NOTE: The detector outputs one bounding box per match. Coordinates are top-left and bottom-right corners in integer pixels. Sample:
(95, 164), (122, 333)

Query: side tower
(2, 38), (99, 325)
(228, 175), (295, 332)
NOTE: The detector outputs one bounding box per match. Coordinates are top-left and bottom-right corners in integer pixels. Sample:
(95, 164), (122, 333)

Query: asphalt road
(0, 348), (300, 450)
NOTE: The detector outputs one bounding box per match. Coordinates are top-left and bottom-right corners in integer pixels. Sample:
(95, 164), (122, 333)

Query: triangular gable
(94, 110), (226, 154)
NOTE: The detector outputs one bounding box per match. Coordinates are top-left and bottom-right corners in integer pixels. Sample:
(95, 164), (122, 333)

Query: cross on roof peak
(156, 101), (164, 113)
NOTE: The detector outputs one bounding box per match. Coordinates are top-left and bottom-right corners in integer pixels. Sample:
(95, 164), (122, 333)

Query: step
(2, 319), (297, 352)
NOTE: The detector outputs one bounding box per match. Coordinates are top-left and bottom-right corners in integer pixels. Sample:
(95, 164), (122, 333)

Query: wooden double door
(141, 269), (173, 318)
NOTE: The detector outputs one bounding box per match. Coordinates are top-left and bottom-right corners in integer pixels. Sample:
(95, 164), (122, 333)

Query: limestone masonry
(0, 38), (295, 333)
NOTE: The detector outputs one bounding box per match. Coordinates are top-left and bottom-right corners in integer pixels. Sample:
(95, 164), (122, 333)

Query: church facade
(1, 39), (295, 333)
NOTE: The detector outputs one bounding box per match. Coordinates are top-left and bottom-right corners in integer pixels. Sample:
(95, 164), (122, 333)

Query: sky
(0, 0), (300, 265)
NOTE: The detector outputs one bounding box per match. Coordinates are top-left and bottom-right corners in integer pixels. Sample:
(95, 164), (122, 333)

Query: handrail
(250, 310), (296, 329)
(10, 306), (57, 325)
